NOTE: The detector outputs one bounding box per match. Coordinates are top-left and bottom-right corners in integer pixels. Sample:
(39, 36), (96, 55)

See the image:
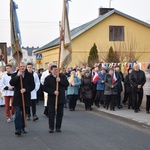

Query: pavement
(77, 102), (150, 127)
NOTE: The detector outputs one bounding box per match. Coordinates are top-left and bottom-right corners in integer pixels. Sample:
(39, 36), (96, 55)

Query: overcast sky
(0, 0), (150, 47)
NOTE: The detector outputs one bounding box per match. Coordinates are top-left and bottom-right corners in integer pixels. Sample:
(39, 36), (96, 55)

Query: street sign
(36, 60), (42, 64)
(36, 54), (42, 60)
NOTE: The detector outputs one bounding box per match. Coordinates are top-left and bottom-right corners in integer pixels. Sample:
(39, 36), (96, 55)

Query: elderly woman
(144, 64), (150, 114)
(67, 71), (81, 111)
(80, 70), (93, 110)
(104, 68), (118, 111)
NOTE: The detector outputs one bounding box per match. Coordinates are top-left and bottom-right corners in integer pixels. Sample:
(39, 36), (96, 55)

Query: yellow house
(34, 8), (150, 69)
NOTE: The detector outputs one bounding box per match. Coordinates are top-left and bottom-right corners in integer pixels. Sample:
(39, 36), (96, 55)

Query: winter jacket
(144, 69), (150, 95)
(124, 73), (132, 93)
(104, 73), (118, 95)
(10, 70), (35, 107)
(67, 76), (81, 95)
(96, 72), (106, 90)
(43, 73), (69, 105)
(129, 69), (146, 91)
(80, 75), (93, 99)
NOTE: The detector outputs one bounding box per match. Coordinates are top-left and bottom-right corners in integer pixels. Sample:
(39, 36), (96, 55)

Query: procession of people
(0, 61), (150, 136)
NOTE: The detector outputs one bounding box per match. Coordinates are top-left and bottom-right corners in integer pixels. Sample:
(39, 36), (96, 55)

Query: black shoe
(120, 105), (123, 108)
(33, 115), (39, 121)
(49, 129), (54, 133)
(15, 130), (21, 136)
(88, 107), (93, 111)
(146, 111), (150, 114)
(134, 110), (138, 113)
(27, 115), (31, 121)
(96, 104), (100, 108)
(56, 128), (61, 132)
(21, 129), (27, 134)
(117, 106), (120, 109)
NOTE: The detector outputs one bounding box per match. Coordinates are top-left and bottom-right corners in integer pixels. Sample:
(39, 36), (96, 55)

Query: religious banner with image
(0, 42), (7, 66)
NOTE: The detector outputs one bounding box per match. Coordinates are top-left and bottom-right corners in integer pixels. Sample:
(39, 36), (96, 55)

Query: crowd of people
(0, 61), (150, 136)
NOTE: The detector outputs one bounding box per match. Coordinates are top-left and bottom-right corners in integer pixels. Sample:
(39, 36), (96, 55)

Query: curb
(77, 102), (150, 130)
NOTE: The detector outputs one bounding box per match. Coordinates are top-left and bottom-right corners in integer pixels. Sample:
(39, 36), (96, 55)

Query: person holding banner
(43, 65), (69, 133)
(10, 62), (35, 136)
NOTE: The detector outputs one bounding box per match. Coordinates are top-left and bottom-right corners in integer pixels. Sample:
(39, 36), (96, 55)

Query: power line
(0, 19), (82, 25)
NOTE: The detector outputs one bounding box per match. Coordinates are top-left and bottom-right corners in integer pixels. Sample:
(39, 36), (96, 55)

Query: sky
(0, 0), (150, 47)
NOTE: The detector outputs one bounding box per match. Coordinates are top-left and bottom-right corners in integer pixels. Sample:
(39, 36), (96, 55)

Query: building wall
(36, 47), (59, 69)
(71, 14), (150, 65)
(36, 13), (150, 69)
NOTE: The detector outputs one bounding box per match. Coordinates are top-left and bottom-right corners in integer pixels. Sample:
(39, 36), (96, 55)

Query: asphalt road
(0, 101), (150, 150)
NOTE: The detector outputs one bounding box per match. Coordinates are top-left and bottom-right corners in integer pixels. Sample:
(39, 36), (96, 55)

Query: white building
(7, 46), (39, 68)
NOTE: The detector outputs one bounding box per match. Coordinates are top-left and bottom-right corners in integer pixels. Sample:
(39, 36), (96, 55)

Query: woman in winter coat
(144, 64), (150, 113)
(104, 68), (118, 111)
(80, 70), (93, 110)
(67, 71), (81, 111)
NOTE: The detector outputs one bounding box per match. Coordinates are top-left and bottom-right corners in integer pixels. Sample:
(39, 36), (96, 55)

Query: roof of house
(35, 9), (150, 53)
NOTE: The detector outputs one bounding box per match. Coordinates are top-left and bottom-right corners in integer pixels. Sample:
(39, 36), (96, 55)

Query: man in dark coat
(10, 62), (35, 136)
(43, 65), (69, 133)
(129, 64), (146, 113)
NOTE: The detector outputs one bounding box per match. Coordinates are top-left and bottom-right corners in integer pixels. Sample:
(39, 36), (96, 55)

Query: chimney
(98, 7), (114, 16)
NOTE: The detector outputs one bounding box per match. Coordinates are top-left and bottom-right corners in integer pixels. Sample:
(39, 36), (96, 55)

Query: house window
(109, 26), (124, 41)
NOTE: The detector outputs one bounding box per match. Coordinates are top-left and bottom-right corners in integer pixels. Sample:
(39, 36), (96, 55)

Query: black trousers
(47, 104), (64, 130)
(68, 95), (78, 110)
(116, 92), (121, 107)
(105, 95), (116, 110)
(95, 90), (105, 106)
(146, 95), (150, 112)
(123, 92), (133, 108)
(27, 100), (37, 116)
(132, 88), (143, 110)
(84, 99), (92, 109)
(92, 83), (97, 105)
